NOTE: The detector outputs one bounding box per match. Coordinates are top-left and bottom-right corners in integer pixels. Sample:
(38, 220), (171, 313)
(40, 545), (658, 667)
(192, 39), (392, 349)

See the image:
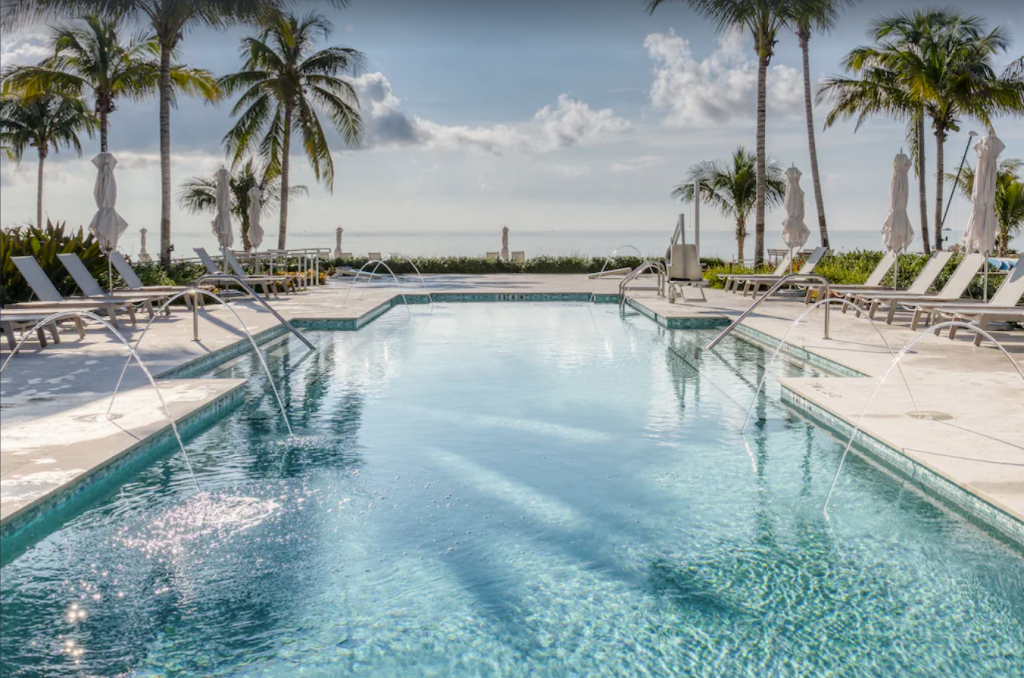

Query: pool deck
(2, 274), (1022, 546)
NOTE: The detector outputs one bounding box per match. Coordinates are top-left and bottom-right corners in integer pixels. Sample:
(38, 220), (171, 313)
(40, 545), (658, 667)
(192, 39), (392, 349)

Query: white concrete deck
(1, 274), (1021, 541)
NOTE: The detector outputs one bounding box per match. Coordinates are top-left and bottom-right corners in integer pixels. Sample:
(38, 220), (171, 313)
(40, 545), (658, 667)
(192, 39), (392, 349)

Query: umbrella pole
(894, 253), (898, 290)
(108, 255), (113, 293)
(983, 260), (988, 302)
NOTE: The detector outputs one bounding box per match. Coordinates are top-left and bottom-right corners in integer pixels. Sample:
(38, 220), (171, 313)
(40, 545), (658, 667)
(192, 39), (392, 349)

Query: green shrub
(0, 221), (105, 305)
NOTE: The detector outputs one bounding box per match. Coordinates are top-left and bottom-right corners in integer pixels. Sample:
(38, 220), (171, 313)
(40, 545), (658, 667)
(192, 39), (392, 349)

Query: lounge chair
(109, 252), (205, 306)
(368, 252), (383, 261)
(850, 252), (986, 323)
(8, 256), (144, 329)
(828, 251), (954, 312)
(58, 254), (174, 317)
(486, 252), (500, 261)
(908, 254), (1024, 343)
(719, 251), (793, 293)
(512, 251), (526, 262)
(0, 309), (72, 350)
(223, 249), (296, 293)
(194, 248), (284, 298)
(735, 247), (829, 297)
(800, 251), (897, 303)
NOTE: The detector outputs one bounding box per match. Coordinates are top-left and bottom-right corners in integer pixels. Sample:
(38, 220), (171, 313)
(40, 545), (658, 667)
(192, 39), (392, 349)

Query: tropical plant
(793, 0), (857, 250)
(0, 220), (105, 304)
(0, 93), (97, 227)
(946, 158), (1024, 257)
(672, 147), (786, 262)
(221, 10), (364, 250)
(820, 10), (1023, 253)
(177, 159), (308, 251)
(0, 14), (217, 153)
(649, 0), (798, 266)
(0, 0), (292, 266)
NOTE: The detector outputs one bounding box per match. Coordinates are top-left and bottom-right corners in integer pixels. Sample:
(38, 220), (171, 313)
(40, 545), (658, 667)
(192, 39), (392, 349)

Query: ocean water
(1, 304), (1022, 676)
(122, 228), (1016, 262)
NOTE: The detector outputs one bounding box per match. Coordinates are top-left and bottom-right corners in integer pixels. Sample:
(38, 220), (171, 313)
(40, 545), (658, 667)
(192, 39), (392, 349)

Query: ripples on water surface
(2, 304), (1022, 676)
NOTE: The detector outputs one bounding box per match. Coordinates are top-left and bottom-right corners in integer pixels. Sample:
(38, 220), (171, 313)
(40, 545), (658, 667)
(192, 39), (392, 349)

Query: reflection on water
(1, 304), (1022, 677)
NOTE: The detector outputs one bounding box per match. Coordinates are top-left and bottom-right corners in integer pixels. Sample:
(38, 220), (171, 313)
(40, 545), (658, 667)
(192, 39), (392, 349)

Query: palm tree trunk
(934, 126), (945, 250)
(736, 215), (746, 263)
(159, 43), (172, 266)
(242, 213), (252, 252)
(278, 105), (292, 250)
(99, 106), (108, 153)
(799, 30), (828, 249)
(917, 114), (931, 254)
(754, 51), (768, 267)
(36, 147), (45, 227)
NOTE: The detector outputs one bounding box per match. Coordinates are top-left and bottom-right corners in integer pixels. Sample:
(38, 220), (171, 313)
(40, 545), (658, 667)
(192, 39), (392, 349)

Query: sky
(1, 0), (1022, 257)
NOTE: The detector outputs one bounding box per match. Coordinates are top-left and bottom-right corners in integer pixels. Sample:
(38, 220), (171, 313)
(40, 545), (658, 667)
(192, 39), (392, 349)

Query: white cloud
(350, 73), (631, 154)
(544, 163), (592, 178)
(0, 26), (50, 68)
(611, 156), (663, 173)
(645, 28), (804, 127)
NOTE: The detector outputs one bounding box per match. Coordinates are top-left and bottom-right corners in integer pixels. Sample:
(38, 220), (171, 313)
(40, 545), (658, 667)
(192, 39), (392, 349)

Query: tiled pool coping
(781, 387), (1024, 550)
(0, 383), (246, 559)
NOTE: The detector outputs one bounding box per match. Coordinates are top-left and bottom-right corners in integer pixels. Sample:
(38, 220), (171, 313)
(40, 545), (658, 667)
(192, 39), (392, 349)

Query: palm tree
(649, 0), (797, 266)
(0, 15), (217, 153)
(177, 159), (308, 251)
(0, 0), (293, 265)
(821, 11), (1021, 252)
(0, 93), (97, 227)
(221, 11), (363, 250)
(793, 0), (856, 250)
(947, 159), (1024, 257)
(672, 147), (786, 262)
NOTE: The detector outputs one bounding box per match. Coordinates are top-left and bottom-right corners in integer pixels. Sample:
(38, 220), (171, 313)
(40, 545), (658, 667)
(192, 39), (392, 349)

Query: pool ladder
(618, 261), (667, 309)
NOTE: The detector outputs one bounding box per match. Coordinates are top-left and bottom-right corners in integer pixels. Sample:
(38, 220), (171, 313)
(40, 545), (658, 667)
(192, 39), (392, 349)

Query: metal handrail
(619, 260), (666, 308)
(705, 274), (831, 350)
(192, 274), (315, 350)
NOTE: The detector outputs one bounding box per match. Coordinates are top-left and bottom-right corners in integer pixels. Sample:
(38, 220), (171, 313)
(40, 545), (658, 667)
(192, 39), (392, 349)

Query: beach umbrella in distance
(247, 184), (263, 271)
(780, 166), (809, 274)
(881, 153), (914, 288)
(501, 226), (510, 262)
(211, 167), (233, 270)
(335, 226), (344, 258)
(88, 152), (129, 291)
(138, 227), (152, 263)
(962, 134), (1005, 300)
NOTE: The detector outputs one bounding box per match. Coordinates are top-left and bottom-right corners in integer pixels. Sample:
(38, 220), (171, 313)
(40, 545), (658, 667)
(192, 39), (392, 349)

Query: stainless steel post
(192, 289), (200, 342)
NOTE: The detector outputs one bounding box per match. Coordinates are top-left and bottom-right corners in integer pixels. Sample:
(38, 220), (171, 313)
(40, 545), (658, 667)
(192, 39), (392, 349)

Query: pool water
(2, 304), (1022, 676)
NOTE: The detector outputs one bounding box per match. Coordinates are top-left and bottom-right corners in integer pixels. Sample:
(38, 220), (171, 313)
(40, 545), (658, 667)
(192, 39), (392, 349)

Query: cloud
(350, 73), (631, 154)
(611, 156), (663, 173)
(0, 27), (50, 67)
(645, 28), (804, 127)
(544, 163), (592, 178)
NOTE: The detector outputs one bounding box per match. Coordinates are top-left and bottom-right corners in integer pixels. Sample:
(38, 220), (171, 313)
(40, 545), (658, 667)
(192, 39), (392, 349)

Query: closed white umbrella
(88, 152), (128, 291)
(211, 167), (233, 270)
(501, 226), (510, 262)
(247, 185), (263, 250)
(335, 226), (344, 258)
(962, 134), (1004, 300)
(780, 166), (809, 274)
(881, 153), (914, 288)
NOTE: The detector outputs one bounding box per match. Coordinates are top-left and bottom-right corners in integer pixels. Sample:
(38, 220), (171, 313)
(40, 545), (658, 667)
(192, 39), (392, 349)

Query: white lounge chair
(0, 309), (73, 351)
(194, 248), (284, 297)
(8, 256), (143, 329)
(736, 247), (829, 297)
(719, 251), (793, 293)
(109, 252), (205, 306)
(223, 249), (296, 293)
(908, 254), (1024, 343)
(800, 250), (897, 303)
(851, 253), (986, 323)
(58, 254), (173, 316)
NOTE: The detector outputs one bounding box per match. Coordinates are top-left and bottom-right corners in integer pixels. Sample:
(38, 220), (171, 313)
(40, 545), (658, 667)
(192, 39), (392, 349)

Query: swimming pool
(2, 304), (1022, 676)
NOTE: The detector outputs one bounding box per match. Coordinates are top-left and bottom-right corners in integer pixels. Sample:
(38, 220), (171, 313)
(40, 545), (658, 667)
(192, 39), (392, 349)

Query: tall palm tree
(793, 0), (856, 250)
(821, 11), (1021, 252)
(947, 159), (1024, 257)
(0, 93), (97, 227)
(177, 158), (308, 251)
(672, 147), (786, 262)
(0, 0), (298, 265)
(221, 11), (363, 250)
(0, 15), (217, 153)
(649, 0), (797, 266)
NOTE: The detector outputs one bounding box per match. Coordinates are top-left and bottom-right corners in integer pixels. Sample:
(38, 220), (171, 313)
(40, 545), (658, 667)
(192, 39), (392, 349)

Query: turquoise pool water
(1, 304), (1022, 676)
